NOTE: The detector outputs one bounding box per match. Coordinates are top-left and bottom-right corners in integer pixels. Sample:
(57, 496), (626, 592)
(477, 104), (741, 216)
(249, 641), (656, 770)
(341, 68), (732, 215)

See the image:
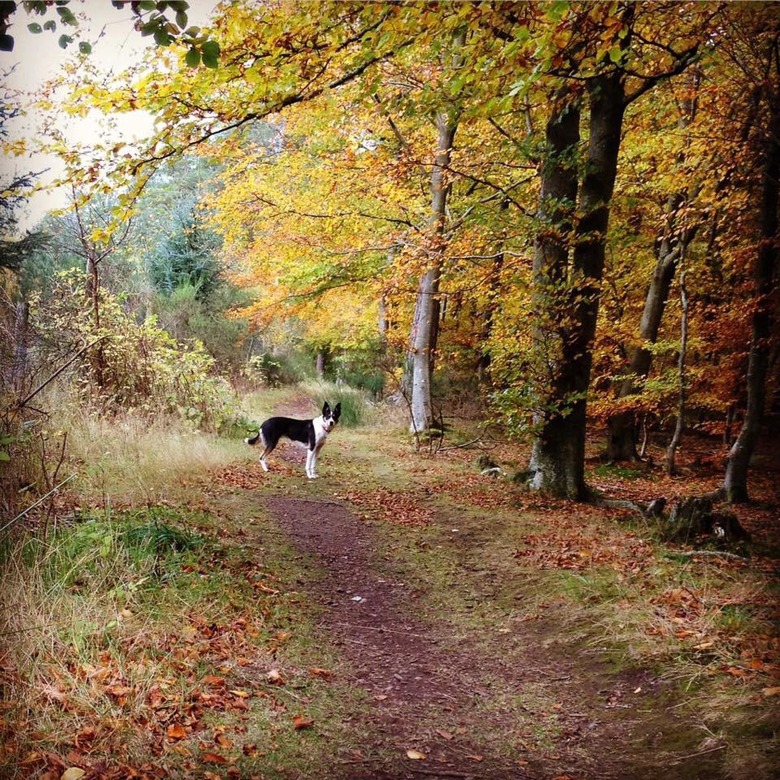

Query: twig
(0, 474), (77, 535)
(11, 337), (107, 410)
(329, 621), (433, 640)
(671, 744), (726, 763)
(677, 550), (748, 562)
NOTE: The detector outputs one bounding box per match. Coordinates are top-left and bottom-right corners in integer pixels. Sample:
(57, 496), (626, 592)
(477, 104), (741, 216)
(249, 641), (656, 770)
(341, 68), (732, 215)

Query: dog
(245, 401), (341, 479)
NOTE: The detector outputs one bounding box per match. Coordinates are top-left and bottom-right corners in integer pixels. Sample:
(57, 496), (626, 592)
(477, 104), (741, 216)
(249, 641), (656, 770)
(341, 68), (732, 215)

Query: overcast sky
(3, 1), (218, 233)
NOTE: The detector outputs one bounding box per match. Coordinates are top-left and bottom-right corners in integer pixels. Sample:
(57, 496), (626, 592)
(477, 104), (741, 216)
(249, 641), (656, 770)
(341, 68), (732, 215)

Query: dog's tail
(245, 432), (261, 446)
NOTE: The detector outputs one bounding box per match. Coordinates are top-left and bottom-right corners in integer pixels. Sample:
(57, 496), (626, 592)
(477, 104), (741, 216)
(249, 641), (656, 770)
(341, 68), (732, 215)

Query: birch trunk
(408, 109), (459, 433)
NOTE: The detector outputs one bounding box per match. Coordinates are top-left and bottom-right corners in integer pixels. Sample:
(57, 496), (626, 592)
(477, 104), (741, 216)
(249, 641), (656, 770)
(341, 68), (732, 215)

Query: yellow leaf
(762, 686), (780, 697)
(406, 749), (426, 760)
(62, 770), (86, 780)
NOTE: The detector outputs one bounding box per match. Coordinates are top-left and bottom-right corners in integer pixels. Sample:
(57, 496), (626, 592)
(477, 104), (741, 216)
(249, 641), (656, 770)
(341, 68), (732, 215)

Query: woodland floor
(190, 403), (778, 780)
(4, 401), (779, 780)
(251, 491), (727, 780)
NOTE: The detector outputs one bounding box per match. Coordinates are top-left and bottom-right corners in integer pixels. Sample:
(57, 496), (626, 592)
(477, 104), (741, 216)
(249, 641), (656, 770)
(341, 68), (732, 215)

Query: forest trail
(207, 458), (731, 780)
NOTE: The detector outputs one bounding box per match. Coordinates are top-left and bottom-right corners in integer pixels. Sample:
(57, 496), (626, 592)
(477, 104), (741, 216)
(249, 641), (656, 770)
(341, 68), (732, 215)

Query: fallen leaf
(167, 724), (187, 740)
(266, 669), (285, 685)
(435, 729), (453, 741)
(762, 686), (780, 697)
(201, 752), (227, 764)
(406, 749), (426, 760)
(292, 714), (314, 730)
(61, 770), (86, 780)
(309, 667), (333, 678)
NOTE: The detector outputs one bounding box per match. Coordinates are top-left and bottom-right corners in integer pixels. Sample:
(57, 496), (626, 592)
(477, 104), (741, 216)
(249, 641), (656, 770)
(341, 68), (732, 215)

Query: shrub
(32, 270), (241, 434)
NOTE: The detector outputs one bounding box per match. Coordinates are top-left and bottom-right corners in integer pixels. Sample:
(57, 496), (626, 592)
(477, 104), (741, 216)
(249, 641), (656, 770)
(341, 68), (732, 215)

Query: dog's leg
(258, 431), (276, 472)
(306, 447), (319, 479)
(259, 446), (273, 472)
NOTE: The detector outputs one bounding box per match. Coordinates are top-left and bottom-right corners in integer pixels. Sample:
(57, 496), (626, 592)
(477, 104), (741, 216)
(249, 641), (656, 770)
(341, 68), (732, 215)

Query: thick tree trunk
(528, 92), (582, 497)
(723, 106), (779, 502)
(530, 70), (626, 499)
(408, 109), (458, 433)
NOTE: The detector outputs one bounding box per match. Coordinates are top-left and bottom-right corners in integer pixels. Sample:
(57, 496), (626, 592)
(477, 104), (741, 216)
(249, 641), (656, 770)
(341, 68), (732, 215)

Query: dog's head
(321, 401), (341, 432)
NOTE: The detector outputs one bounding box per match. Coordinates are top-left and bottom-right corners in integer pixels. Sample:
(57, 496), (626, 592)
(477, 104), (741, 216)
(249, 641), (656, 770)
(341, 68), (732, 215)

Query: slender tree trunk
(666, 266), (689, 475)
(607, 73), (701, 461)
(723, 104), (780, 502)
(10, 300), (29, 392)
(530, 68), (626, 499)
(408, 108), (458, 433)
(606, 197), (697, 460)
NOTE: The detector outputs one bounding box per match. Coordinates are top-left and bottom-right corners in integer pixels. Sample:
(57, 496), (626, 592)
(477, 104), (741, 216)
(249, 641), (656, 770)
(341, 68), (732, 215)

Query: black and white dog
(245, 402), (341, 479)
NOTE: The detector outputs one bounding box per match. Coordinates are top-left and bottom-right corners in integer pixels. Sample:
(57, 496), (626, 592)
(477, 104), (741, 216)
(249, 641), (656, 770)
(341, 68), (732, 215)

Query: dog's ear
(322, 401), (331, 417)
(333, 403), (341, 420)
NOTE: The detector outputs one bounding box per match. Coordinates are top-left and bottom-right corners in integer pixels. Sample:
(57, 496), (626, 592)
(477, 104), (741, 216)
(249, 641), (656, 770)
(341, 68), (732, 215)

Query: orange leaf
(201, 752), (227, 764)
(309, 667), (333, 678)
(292, 714), (314, 730)
(762, 686), (780, 697)
(167, 724), (187, 740)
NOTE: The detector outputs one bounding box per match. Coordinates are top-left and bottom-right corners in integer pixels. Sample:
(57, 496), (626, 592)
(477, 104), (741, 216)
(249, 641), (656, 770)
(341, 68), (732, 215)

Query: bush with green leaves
(32, 269), (242, 433)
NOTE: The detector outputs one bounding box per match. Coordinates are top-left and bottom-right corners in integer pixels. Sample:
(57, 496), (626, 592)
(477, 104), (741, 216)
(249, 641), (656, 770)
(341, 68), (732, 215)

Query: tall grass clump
(0, 509), (208, 777)
(302, 380), (377, 427)
(57, 400), (243, 506)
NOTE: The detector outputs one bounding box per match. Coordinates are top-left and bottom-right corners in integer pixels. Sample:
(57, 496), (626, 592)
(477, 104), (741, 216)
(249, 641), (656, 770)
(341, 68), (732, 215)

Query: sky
(2, 1), (218, 234)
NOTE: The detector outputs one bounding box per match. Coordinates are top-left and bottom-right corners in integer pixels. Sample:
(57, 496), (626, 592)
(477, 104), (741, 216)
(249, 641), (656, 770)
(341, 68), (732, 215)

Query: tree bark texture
(530, 70), (626, 499)
(723, 100), (779, 502)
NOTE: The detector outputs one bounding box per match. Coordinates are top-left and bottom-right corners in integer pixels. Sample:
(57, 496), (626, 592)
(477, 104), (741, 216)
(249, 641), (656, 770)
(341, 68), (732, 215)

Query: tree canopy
(14, 0), (780, 501)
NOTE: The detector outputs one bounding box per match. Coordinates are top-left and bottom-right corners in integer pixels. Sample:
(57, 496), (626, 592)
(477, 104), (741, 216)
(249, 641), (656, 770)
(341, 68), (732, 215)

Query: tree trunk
(528, 90), (582, 497)
(529, 69), (626, 499)
(10, 300), (29, 392)
(606, 196), (696, 460)
(666, 267), (689, 475)
(408, 108), (458, 433)
(607, 73), (700, 461)
(723, 103), (780, 502)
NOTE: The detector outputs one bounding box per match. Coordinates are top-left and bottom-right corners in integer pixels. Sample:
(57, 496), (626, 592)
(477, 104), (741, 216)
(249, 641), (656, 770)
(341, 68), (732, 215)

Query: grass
(3, 386), (778, 778)
(61, 409), (244, 506)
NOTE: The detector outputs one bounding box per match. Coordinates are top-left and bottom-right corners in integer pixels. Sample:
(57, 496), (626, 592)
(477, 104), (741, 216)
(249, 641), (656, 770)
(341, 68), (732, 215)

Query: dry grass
(61, 410), (244, 506)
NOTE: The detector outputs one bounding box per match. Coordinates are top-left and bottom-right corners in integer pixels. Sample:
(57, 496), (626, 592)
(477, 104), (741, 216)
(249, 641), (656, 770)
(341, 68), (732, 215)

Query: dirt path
(259, 494), (726, 780)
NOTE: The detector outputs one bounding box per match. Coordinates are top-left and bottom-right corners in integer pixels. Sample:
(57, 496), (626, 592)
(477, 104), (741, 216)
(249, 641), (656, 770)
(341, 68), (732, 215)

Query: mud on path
(259, 495), (725, 780)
